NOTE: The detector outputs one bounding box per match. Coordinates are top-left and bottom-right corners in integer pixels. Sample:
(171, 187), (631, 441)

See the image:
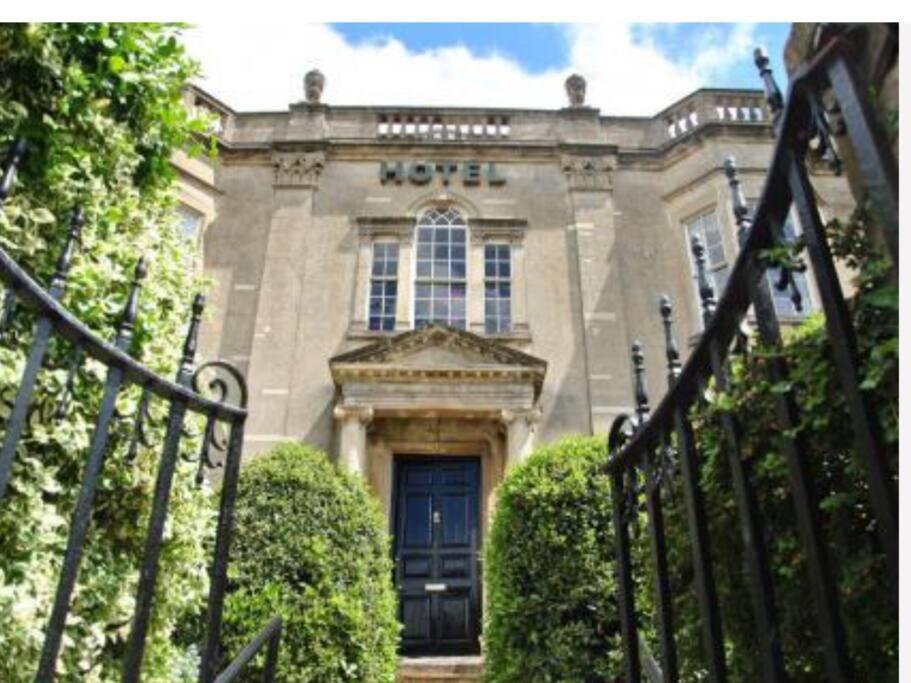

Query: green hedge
(219, 442), (399, 682)
(484, 436), (621, 682)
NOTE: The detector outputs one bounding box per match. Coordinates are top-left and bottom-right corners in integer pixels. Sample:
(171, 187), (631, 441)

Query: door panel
(404, 494), (433, 548)
(440, 495), (470, 546)
(402, 596), (432, 640)
(394, 457), (481, 655)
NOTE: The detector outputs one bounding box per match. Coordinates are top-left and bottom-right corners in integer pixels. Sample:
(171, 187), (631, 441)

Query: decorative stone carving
(565, 73), (587, 107)
(500, 406), (543, 466)
(304, 69), (325, 104)
(356, 216), (414, 245)
(330, 323), (547, 399)
(499, 406), (543, 429)
(273, 151), (325, 188)
(333, 404), (374, 424)
(561, 155), (615, 191)
(467, 217), (528, 245)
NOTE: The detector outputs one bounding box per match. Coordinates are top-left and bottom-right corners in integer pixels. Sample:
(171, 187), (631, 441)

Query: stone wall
(192, 77), (854, 462)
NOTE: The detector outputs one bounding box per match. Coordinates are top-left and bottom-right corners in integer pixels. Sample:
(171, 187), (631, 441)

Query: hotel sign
(380, 161), (506, 186)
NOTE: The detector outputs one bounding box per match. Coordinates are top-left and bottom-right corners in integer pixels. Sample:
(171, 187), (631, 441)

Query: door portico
(329, 324), (546, 655)
(329, 324), (547, 480)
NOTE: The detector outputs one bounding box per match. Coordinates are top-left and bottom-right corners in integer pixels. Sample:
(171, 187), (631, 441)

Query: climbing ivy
(0, 24), (215, 681)
(633, 206), (897, 680)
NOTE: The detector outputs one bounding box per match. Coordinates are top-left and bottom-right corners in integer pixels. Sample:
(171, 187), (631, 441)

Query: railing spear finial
(177, 293), (206, 386)
(723, 157), (752, 246)
(48, 207), (84, 299)
(0, 139), (26, 206)
(754, 47), (784, 126)
(691, 236), (717, 326)
(115, 256), (148, 351)
(631, 340), (650, 429)
(659, 295), (681, 386)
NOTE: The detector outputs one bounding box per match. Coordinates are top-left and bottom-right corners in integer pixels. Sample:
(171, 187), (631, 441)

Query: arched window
(414, 207), (467, 329)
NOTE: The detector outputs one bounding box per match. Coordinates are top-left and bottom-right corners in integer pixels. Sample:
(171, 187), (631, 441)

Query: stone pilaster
(395, 231), (414, 331)
(243, 155), (324, 449)
(333, 405), (374, 476)
(468, 232), (486, 334)
(500, 406), (542, 467)
(561, 151), (632, 435)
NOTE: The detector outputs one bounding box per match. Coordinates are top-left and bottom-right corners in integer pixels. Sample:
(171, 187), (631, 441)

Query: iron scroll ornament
(608, 413), (644, 531)
(191, 360), (249, 483)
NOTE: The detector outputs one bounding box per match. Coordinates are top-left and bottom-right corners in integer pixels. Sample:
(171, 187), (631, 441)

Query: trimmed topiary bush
(484, 435), (621, 682)
(220, 442), (399, 682)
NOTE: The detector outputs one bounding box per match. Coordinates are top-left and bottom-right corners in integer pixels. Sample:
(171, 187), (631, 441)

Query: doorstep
(397, 655), (484, 683)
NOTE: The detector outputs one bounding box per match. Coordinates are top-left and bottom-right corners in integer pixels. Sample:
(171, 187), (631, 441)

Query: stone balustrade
(659, 89), (770, 140)
(376, 112), (511, 140)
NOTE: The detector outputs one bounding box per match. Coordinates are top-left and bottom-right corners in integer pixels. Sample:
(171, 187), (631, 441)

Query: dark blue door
(394, 457), (481, 655)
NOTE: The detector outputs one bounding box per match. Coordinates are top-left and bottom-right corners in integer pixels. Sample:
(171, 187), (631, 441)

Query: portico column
(500, 406), (542, 468)
(333, 405), (374, 476)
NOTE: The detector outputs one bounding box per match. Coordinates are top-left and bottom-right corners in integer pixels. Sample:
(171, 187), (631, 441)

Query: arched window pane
(414, 208), (467, 329)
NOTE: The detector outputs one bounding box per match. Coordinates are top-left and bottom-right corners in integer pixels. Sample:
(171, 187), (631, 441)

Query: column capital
(499, 405), (542, 428)
(333, 404), (374, 425)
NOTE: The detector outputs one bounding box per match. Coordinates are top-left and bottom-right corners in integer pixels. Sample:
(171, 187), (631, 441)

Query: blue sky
(331, 23), (790, 89)
(185, 22), (793, 114)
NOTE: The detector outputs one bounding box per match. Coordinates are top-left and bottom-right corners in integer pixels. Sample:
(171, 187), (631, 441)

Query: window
(685, 210), (729, 317)
(414, 208), (467, 329)
(764, 214), (812, 318)
(484, 244), (511, 333)
(368, 243), (399, 331)
(177, 204), (204, 242)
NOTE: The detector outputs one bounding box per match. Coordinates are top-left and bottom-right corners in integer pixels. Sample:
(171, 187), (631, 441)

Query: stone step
(397, 656), (484, 683)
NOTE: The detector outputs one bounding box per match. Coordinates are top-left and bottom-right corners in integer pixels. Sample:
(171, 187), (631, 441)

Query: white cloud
(181, 22), (759, 116)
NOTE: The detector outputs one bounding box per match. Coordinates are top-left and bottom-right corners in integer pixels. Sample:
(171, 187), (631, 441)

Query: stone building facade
(178, 72), (852, 655)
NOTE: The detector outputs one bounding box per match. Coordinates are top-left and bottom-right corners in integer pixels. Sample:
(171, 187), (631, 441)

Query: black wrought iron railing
(0, 144), (281, 681)
(606, 38), (896, 683)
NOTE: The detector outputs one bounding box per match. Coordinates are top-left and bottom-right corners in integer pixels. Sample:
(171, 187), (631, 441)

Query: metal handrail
(605, 35), (897, 683)
(0, 246), (246, 422)
(0, 137), (275, 682)
(213, 617), (283, 683)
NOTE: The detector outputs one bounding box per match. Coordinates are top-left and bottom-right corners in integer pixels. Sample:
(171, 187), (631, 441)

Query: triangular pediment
(329, 325), (547, 416)
(330, 324), (546, 370)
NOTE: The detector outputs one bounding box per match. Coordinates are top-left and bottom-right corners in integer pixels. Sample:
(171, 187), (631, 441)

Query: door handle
(425, 583), (447, 592)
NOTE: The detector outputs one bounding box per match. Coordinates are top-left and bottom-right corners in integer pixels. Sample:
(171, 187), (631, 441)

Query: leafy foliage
(484, 436), (622, 683)
(218, 442), (399, 682)
(0, 23), (215, 681)
(632, 207), (898, 680)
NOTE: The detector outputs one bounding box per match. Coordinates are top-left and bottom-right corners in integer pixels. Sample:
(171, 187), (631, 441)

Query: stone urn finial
(304, 69), (325, 104)
(565, 73), (587, 107)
